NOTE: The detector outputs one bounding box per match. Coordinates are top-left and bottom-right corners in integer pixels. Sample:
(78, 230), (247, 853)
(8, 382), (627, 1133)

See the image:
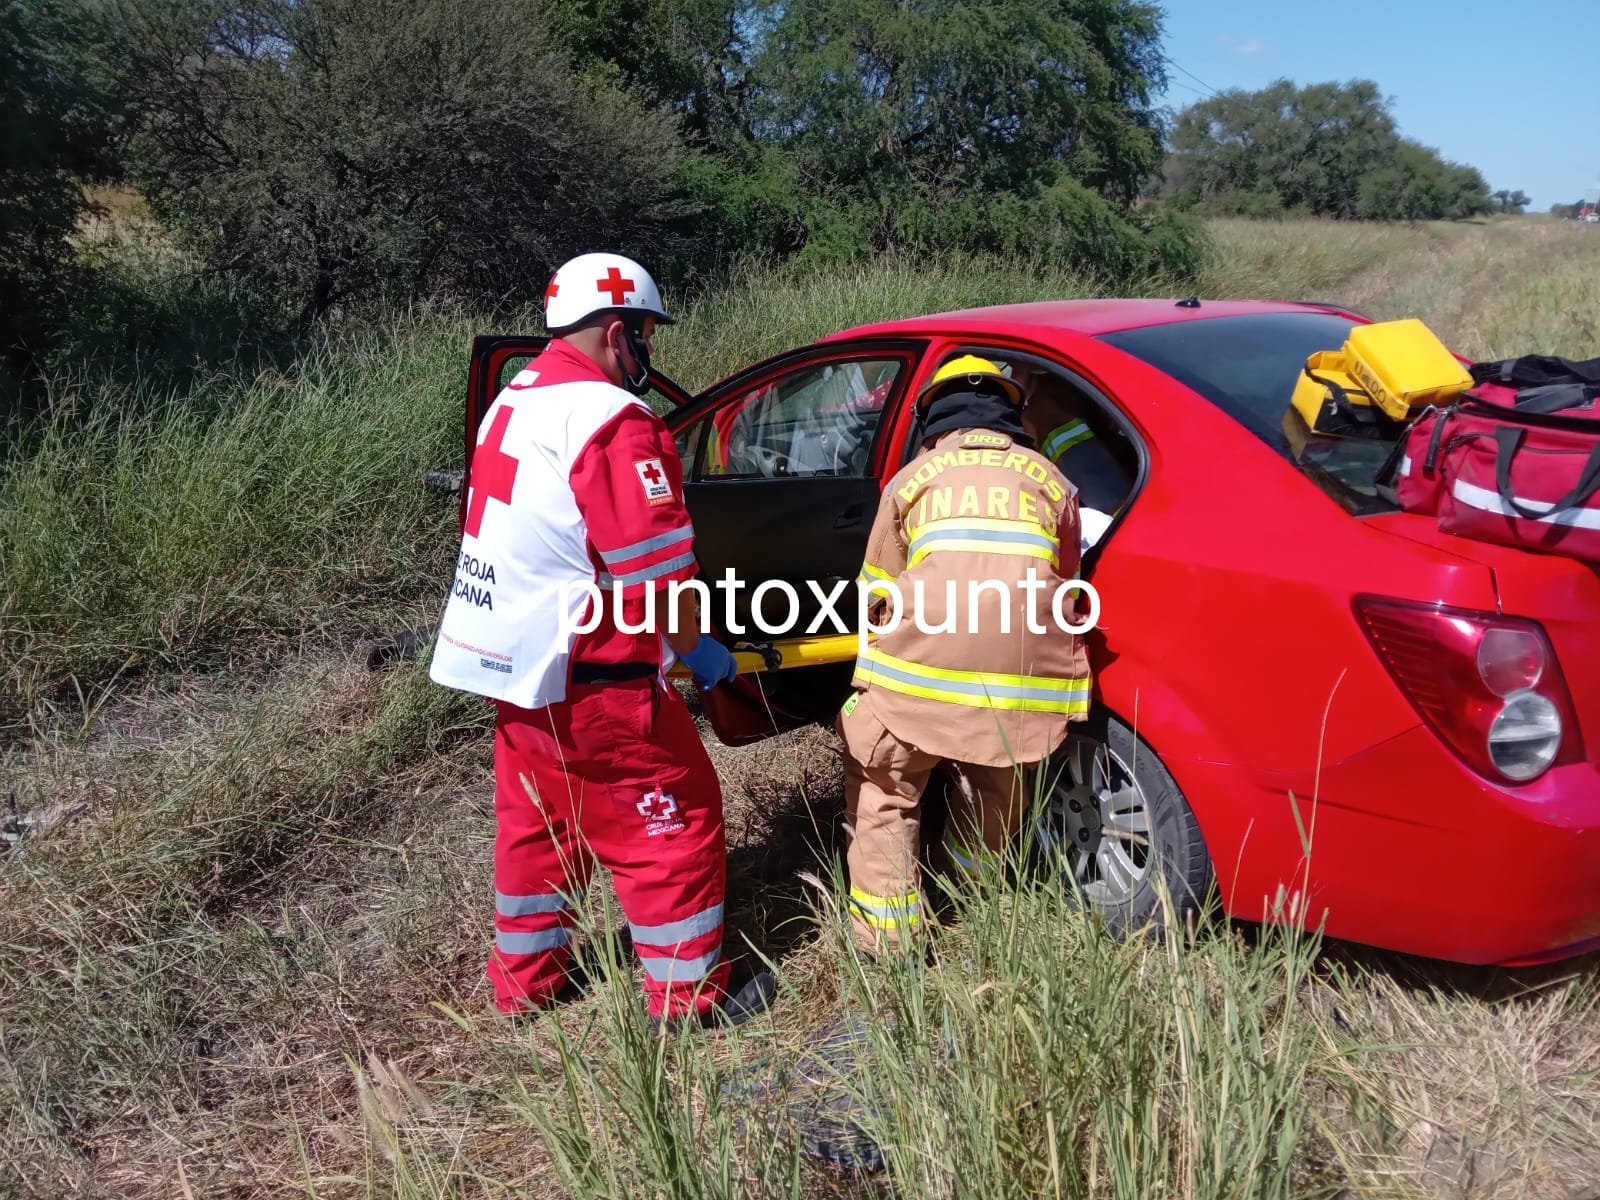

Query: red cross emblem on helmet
(543, 252), (675, 333)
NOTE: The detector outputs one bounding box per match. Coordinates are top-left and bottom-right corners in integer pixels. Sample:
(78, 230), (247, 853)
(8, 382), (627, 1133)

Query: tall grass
(0, 310), (474, 722)
(372, 839), (1345, 1200)
(0, 254), (1111, 723)
(1200, 215), (1600, 360)
(0, 656), (477, 1195)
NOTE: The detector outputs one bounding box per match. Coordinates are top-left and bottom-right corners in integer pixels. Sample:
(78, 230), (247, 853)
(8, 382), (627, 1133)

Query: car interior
(688, 358), (900, 480)
(919, 348), (1142, 527)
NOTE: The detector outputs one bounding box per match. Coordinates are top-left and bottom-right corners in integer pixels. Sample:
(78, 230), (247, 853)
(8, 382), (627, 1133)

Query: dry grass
(6, 652), (1597, 1199)
(5, 216), (1600, 1199)
(1313, 953), (1600, 1197)
(1202, 214), (1600, 359)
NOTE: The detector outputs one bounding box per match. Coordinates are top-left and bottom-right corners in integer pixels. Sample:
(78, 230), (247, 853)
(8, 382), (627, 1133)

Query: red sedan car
(461, 297), (1600, 968)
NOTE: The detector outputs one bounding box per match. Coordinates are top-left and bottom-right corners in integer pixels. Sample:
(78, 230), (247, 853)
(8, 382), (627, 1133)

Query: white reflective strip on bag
(1452, 478), (1600, 530)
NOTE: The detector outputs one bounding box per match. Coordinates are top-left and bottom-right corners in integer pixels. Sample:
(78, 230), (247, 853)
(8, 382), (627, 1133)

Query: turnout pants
(489, 677), (732, 1019)
(837, 691), (1029, 953)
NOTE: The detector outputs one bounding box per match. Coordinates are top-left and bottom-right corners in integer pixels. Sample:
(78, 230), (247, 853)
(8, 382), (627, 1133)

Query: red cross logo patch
(635, 458), (672, 506)
(465, 406), (521, 538)
(637, 786), (684, 836)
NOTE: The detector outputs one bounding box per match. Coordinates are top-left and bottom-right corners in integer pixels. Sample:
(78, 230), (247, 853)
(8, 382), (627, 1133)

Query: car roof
(820, 297), (1358, 343)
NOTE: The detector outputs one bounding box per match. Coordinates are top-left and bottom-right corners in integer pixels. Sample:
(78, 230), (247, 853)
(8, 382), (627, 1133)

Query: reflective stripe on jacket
(851, 428), (1092, 767)
(1041, 419), (1095, 462)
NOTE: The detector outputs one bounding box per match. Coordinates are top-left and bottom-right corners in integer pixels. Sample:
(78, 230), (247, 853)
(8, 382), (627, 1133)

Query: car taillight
(1353, 596), (1585, 784)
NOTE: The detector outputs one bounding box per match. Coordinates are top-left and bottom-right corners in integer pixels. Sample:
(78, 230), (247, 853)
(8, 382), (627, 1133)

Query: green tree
(1166, 79), (1493, 223)
(1168, 79), (1398, 219)
(540, 0), (757, 148)
(732, 0), (1184, 273)
(1356, 143), (1492, 222)
(1492, 188), (1531, 213)
(1, 0), (128, 382)
(538, 0), (814, 266)
(118, 0), (710, 329)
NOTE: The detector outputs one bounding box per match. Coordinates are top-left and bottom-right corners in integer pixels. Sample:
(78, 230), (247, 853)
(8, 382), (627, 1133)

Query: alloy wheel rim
(1040, 735), (1152, 906)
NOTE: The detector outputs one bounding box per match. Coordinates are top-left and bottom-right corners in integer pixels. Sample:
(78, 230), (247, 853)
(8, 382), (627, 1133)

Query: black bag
(1468, 355), (1600, 415)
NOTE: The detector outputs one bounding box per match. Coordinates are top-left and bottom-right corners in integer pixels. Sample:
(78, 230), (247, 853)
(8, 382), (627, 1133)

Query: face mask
(614, 321), (653, 395)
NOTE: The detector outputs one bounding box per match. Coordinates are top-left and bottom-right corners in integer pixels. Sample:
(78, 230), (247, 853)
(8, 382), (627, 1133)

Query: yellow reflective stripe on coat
(905, 517), (1059, 569)
(857, 562), (895, 586)
(1042, 420), (1094, 462)
(848, 885), (921, 930)
(855, 646), (1091, 715)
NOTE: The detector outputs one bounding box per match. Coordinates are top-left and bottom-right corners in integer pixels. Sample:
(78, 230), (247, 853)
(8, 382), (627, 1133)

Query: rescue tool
(665, 634), (860, 679)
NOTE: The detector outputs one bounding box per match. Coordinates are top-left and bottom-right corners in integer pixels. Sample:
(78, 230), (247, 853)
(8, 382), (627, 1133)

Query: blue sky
(1151, 1), (1599, 210)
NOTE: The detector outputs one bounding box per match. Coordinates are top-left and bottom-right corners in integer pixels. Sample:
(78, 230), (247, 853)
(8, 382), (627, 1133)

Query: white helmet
(543, 251), (675, 334)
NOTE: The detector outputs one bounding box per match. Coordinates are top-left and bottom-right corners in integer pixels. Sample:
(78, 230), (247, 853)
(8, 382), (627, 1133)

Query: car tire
(1031, 708), (1213, 940)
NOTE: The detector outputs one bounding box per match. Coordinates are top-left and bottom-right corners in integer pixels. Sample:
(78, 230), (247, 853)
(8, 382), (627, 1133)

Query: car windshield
(1099, 311), (1402, 515)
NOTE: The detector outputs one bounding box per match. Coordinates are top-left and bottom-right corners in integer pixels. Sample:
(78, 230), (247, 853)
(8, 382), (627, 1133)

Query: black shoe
(652, 968), (779, 1034)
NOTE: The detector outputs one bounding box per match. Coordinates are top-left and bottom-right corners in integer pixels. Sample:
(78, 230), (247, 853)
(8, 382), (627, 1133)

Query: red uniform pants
(488, 676), (732, 1019)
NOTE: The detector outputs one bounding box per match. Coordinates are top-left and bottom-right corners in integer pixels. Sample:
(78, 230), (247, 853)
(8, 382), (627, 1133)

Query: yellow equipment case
(1344, 318), (1473, 420)
(1290, 318), (1473, 438)
(1291, 350), (1374, 435)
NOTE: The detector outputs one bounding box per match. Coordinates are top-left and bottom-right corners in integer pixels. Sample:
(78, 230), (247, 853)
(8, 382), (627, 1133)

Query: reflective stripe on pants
(837, 693), (940, 953)
(848, 885), (921, 931)
(489, 679), (731, 1019)
(630, 901), (726, 985)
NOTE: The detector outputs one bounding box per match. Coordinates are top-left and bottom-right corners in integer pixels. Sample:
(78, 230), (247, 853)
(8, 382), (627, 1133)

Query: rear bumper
(1182, 726), (1600, 966)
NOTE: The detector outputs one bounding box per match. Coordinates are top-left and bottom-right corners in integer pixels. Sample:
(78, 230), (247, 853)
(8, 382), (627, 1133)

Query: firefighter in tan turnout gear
(839, 355), (1093, 952)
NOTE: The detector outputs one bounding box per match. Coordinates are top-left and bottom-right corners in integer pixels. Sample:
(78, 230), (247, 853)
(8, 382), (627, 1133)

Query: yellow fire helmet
(917, 354), (1024, 409)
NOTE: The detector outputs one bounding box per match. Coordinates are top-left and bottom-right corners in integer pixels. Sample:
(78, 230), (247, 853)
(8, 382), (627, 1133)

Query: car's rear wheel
(1032, 710), (1213, 938)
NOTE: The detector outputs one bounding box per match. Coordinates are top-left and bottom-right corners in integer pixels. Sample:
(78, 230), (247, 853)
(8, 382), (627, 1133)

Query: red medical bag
(1379, 356), (1600, 563)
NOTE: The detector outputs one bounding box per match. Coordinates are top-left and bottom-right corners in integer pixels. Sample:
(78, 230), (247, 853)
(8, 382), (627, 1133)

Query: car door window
(920, 346), (1142, 516)
(673, 416), (707, 475)
(695, 357), (901, 480)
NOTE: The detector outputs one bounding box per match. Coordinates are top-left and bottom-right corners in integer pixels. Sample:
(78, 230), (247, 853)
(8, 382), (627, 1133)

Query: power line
(1160, 55), (1224, 100)
(1162, 79), (1211, 101)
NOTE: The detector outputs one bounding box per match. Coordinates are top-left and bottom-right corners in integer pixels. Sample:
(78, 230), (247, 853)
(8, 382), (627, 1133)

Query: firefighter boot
(651, 964), (780, 1034)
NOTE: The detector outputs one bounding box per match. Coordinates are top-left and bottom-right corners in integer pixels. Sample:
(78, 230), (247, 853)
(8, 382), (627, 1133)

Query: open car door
(458, 331), (928, 748)
(665, 337), (931, 745)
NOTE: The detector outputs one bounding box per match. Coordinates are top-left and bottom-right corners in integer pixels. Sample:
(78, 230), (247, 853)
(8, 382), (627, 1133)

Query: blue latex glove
(678, 635), (738, 691)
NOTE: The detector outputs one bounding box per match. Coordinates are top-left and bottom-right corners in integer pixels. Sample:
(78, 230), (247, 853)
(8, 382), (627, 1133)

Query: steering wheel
(732, 444), (790, 477)
(815, 405), (873, 473)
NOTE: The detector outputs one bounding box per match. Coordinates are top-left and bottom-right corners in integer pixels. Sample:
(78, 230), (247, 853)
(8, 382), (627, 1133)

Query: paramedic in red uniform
(428, 251), (777, 1029)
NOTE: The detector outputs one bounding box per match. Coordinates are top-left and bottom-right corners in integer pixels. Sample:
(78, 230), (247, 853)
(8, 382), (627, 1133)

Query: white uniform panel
(429, 372), (652, 709)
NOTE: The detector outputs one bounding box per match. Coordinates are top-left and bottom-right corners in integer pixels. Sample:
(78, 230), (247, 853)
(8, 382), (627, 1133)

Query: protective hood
(919, 386), (1029, 446)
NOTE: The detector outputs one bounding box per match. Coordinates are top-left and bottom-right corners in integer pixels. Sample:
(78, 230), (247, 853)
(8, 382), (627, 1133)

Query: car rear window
(1099, 311), (1400, 514)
